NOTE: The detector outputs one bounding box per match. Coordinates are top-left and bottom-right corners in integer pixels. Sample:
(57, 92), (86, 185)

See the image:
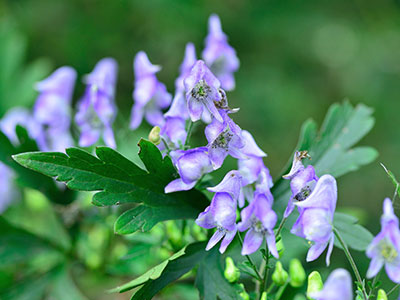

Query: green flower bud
(224, 257), (240, 283)
(238, 284), (250, 300)
(307, 271), (323, 300)
(148, 126), (161, 145)
(260, 291), (267, 300)
(272, 261), (289, 286)
(289, 259), (306, 287)
(377, 289), (388, 300)
(276, 238), (285, 257)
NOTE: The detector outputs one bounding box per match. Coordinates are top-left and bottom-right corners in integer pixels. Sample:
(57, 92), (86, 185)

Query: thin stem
(184, 121), (194, 148)
(275, 216), (287, 238)
(238, 233), (262, 281)
(333, 227), (368, 300)
(266, 283), (275, 294)
(387, 283), (400, 296)
(161, 137), (171, 153)
(367, 270), (380, 298)
(275, 282), (288, 300)
(259, 249), (270, 300)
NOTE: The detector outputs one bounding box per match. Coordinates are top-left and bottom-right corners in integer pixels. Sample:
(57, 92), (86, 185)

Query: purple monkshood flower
(158, 117), (187, 151)
(207, 170), (244, 207)
(130, 52), (172, 130)
(196, 192), (237, 253)
(309, 269), (353, 300)
(75, 58), (118, 149)
(202, 14), (239, 91)
(283, 151), (319, 218)
(366, 198), (400, 283)
(205, 110), (246, 169)
(184, 60), (223, 123)
(0, 163), (17, 214)
(291, 174), (337, 266)
(238, 191), (279, 257)
(34, 66), (77, 151)
(165, 43), (197, 120)
(165, 147), (213, 193)
(0, 107), (42, 145)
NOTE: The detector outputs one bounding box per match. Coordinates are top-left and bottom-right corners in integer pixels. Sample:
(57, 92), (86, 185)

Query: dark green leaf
(13, 139), (210, 233)
(195, 247), (242, 300)
(333, 212), (374, 251)
(114, 242), (208, 299)
(0, 127), (74, 204)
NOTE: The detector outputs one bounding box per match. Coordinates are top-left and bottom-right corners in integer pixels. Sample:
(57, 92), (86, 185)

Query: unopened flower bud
(224, 257), (240, 283)
(307, 271), (323, 299)
(148, 126), (161, 145)
(276, 238), (285, 257)
(272, 261), (289, 286)
(260, 291), (267, 300)
(238, 284), (250, 300)
(377, 289), (388, 300)
(289, 259), (306, 287)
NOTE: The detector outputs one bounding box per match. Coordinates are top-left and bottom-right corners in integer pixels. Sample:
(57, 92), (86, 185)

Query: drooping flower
(164, 147), (213, 193)
(366, 198), (400, 283)
(184, 60), (223, 123)
(207, 170), (244, 206)
(164, 43), (197, 121)
(202, 14), (239, 91)
(291, 174), (337, 266)
(0, 163), (17, 214)
(283, 151), (318, 218)
(34, 66), (77, 151)
(0, 107), (42, 145)
(308, 269), (353, 300)
(158, 116), (187, 151)
(205, 110), (245, 169)
(75, 58), (118, 148)
(238, 191), (278, 257)
(196, 192), (237, 253)
(130, 52), (172, 130)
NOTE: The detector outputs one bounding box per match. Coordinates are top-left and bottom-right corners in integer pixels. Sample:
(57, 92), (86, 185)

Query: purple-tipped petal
(306, 242), (328, 263)
(241, 229), (263, 255)
(206, 229), (225, 251)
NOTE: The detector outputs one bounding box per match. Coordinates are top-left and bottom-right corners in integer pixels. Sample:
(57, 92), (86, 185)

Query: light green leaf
(333, 212), (374, 251)
(273, 102), (378, 212)
(110, 245), (188, 293)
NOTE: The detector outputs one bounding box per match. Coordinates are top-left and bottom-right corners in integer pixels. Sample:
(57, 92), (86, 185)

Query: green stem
(266, 282), (275, 294)
(259, 248), (270, 300)
(387, 283), (400, 296)
(275, 217), (287, 238)
(333, 227), (368, 300)
(367, 270), (380, 298)
(238, 233), (262, 281)
(184, 121), (194, 148)
(275, 281), (288, 300)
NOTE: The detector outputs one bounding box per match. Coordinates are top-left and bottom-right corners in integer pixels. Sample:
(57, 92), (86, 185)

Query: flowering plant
(1, 14), (399, 300)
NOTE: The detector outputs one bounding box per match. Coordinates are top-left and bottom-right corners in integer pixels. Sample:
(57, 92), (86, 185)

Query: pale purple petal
(241, 130), (266, 157)
(220, 228), (237, 253)
(266, 232), (279, 258)
(207, 170), (242, 201)
(306, 242), (328, 262)
(241, 229), (263, 255)
(206, 229), (225, 251)
(164, 178), (196, 193)
(366, 256), (384, 278)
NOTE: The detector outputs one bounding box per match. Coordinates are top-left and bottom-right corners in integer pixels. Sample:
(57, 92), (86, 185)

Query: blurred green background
(1, 0), (400, 298)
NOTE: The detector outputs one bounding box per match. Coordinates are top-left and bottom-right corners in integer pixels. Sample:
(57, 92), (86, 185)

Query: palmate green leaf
(333, 212), (373, 251)
(273, 102), (378, 212)
(0, 126), (74, 204)
(13, 139), (210, 234)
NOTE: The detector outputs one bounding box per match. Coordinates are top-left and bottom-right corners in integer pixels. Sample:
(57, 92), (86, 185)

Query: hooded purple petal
(130, 52), (171, 129)
(207, 170), (242, 202)
(202, 14), (239, 91)
(76, 58), (118, 148)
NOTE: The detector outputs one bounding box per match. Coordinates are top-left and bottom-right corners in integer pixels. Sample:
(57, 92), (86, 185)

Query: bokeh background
(1, 0), (400, 298)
